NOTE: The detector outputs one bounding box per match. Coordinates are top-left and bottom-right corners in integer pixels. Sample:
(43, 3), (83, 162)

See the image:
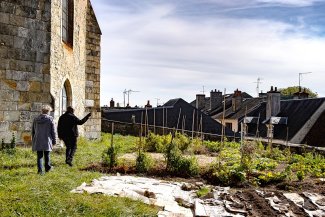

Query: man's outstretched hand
(86, 113), (92, 118)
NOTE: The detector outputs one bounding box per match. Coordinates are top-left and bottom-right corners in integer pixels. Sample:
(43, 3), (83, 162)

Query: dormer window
(62, 0), (74, 47)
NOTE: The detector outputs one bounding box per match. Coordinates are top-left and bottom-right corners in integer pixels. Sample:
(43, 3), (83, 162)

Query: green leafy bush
(296, 170), (305, 181)
(204, 140), (222, 153)
(136, 152), (153, 173)
(144, 133), (171, 153)
(257, 172), (286, 186)
(102, 146), (118, 169)
(173, 133), (191, 152)
(164, 141), (199, 177)
(255, 158), (278, 171)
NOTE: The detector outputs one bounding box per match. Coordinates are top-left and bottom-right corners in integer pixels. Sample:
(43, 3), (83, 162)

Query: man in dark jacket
(58, 106), (91, 166)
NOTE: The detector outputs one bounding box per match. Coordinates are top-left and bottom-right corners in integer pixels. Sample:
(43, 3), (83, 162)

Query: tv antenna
(201, 85), (205, 94)
(299, 72), (312, 88)
(154, 98), (160, 107)
(123, 89), (140, 107)
(254, 77), (263, 97)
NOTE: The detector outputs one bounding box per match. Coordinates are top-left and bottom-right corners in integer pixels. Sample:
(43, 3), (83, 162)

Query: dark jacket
(32, 114), (56, 151)
(57, 112), (90, 139)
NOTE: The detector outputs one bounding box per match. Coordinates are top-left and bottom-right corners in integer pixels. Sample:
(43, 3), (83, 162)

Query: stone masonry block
(16, 81), (30, 91)
(85, 100), (94, 107)
(18, 103), (31, 111)
(0, 90), (14, 101)
(19, 111), (30, 121)
(31, 102), (42, 112)
(15, 5), (37, 19)
(0, 23), (17, 36)
(4, 111), (20, 121)
(0, 12), (10, 23)
(9, 60), (34, 72)
(0, 102), (17, 111)
(29, 81), (41, 92)
(0, 121), (9, 132)
(85, 80), (93, 87)
(0, 34), (14, 48)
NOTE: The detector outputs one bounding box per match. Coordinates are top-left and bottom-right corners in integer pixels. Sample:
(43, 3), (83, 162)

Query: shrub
(173, 133), (191, 152)
(190, 138), (208, 155)
(164, 141), (199, 177)
(255, 158), (278, 171)
(145, 133), (171, 153)
(136, 152), (153, 173)
(204, 140), (222, 153)
(296, 170), (305, 181)
(102, 146), (118, 169)
(196, 186), (211, 198)
(257, 172), (286, 186)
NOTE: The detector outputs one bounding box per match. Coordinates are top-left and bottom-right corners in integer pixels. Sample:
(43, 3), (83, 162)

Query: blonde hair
(42, 104), (52, 114)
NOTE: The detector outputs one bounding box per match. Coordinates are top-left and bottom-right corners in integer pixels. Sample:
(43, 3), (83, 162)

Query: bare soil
(82, 153), (325, 217)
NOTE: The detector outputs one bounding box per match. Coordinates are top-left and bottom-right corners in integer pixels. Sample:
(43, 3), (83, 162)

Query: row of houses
(103, 87), (325, 147)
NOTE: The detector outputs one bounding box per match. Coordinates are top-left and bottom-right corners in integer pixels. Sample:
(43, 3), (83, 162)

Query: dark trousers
(37, 151), (51, 173)
(63, 137), (77, 163)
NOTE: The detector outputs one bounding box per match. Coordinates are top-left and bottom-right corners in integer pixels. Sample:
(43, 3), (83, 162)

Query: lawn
(0, 136), (158, 217)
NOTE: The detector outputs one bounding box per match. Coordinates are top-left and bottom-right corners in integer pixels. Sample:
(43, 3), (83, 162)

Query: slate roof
(245, 98), (325, 143)
(103, 98), (235, 137)
(212, 97), (265, 121)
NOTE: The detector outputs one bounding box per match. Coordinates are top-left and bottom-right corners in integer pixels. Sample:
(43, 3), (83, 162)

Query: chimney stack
(232, 89), (242, 112)
(210, 89), (222, 110)
(266, 86), (281, 120)
(145, 100), (152, 108)
(196, 94), (206, 110)
(109, 98), (115, 108)
(293, 88), (309, 99)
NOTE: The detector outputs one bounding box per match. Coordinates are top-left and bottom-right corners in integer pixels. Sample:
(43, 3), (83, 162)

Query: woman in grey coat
(32, 105), (56, 174)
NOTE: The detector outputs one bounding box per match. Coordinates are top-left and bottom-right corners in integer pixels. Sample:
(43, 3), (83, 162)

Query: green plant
(257, 172), (286, 186)
(10, 132), (16, 149)
(1, 138), (4, 150)
(144, 133), (171, 153)
(204, 140), (222, 153)
(297, 170), (305, 181)
(173, 133), (191, 152)
(196, 186), (211, 198)
(190, 138), (208, 155)
(136, 152), (153, 173)
(102, 146), (118, 169)
(164, 140), (199, 177)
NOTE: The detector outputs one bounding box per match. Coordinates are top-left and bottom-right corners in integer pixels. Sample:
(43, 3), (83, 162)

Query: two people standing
(32, 105), (91, 173)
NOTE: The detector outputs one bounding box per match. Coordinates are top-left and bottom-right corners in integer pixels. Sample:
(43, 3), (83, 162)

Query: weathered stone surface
(0, 121), (10, 132)
(0, 0), (101, 143)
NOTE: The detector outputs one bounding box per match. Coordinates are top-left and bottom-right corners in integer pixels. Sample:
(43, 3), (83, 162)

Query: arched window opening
(61, 80), (72, 114)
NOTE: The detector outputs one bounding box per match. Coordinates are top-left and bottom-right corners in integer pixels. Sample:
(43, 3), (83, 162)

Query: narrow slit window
(62, 0), (74, 47)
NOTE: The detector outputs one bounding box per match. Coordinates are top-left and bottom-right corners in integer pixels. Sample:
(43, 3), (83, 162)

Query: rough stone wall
(83, 0), (101, 139)
(0, 0), (52, 144)
(50, 0), (88, 135)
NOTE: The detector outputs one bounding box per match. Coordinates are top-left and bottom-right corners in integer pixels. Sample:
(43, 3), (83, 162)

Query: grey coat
(32, 114), (56, 151)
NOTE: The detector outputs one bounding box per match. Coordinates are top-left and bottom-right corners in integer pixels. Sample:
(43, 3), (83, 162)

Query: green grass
(0, 136), (158, 217)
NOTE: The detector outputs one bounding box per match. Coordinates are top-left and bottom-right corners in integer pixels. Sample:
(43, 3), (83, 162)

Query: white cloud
(256, 0), (320, 6)
(93, 2), (325, 106)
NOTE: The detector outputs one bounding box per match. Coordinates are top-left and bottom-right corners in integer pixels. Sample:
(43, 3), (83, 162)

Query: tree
(279, 86), (318, 98)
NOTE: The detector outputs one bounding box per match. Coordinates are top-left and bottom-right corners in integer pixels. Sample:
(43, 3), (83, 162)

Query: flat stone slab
(72, 176), (325, 217)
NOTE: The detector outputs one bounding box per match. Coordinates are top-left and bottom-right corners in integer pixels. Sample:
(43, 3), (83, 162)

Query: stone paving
(72, 175), (325, 217)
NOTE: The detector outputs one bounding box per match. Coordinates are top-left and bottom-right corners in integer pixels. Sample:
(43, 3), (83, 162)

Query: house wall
(0, 0), (52, 144)
(50, 0), (90, 137)
(83, 1), (101, 139)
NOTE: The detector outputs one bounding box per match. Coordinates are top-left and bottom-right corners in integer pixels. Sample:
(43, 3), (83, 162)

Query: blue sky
(91, 0), (325, 107)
